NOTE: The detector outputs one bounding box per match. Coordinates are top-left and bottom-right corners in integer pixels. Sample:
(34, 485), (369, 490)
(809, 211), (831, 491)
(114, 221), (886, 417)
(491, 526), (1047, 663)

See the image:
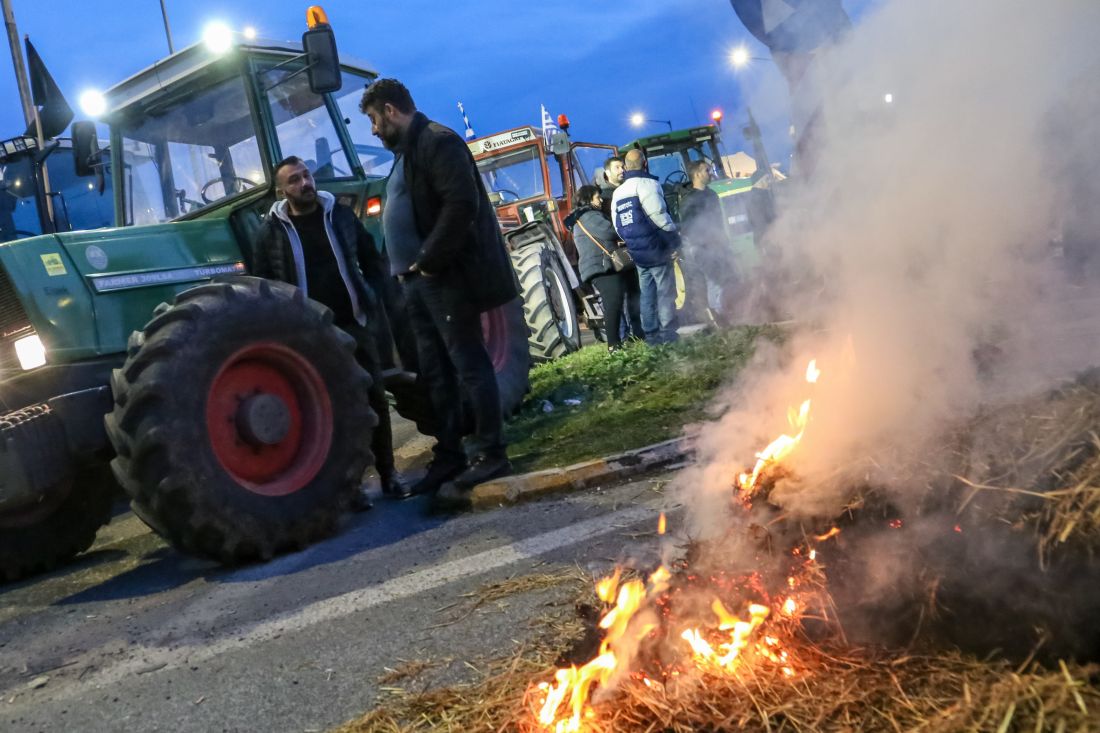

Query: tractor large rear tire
(105, 277), (375, 565)
(0, 406), (115, 581)
(511, 243), (581, 362)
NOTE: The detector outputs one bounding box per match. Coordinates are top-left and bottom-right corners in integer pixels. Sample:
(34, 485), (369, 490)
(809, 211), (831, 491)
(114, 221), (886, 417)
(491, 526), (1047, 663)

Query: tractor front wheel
(105, 277), (375, 564)
(0, 405), (115, 582)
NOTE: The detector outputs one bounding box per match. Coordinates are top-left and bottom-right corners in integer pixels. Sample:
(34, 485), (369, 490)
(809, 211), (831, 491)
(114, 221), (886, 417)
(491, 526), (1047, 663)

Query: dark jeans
(637, 261), (679, 344)
(590, 270), (643, 347)
(341, 321), (395, 479)
(404, 273), (505, 465)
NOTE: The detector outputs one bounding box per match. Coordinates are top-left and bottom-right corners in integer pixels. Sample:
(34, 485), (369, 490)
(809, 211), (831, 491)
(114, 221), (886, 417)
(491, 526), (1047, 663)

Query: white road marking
(33, 501), (660, 700)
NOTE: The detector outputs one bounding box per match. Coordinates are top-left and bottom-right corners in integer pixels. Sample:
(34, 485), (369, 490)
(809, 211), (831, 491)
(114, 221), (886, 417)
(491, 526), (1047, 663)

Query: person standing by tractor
(599, 156), (624, 219)
(611, 149), (681, 344)
(566, 185), (643, 352)
(359, 78), (518, 507)
(250, 156), (412, 510)
(680, 160), (731, 323)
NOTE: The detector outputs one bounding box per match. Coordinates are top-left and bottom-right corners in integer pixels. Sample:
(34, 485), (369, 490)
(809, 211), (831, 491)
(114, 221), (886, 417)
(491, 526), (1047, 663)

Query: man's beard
(378, 122), (402, 150)
(290, 187), (317, 209)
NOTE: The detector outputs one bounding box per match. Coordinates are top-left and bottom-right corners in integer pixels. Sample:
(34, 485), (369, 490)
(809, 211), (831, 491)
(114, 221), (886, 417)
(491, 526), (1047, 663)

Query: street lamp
(729, 45), (769, 69)
(630, 113), (672, 132)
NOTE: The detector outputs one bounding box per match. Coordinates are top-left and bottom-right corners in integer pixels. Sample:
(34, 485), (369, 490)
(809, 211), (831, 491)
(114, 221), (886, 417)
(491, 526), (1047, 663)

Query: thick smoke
(679, 0), (1100, 529)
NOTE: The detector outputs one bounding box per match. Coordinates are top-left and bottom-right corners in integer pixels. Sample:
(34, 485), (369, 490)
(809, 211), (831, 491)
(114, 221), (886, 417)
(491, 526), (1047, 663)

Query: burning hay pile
(345, 365), (1100, 732)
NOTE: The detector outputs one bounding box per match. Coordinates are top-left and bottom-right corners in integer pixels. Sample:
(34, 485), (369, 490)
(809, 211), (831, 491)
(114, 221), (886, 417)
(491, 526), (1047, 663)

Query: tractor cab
(620, 125), (726, 219)
(73, 29), (391, 246)
(470, 125), (616, 262)
(621, 121), (779, 279)
(0, 135), (113, 243)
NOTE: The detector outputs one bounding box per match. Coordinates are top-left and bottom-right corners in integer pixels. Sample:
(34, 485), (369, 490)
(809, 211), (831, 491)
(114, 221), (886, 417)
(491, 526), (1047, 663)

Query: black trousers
(403, 273), (505, 464)
(591, 270), (643, 347)
(341, 321), (395, 478)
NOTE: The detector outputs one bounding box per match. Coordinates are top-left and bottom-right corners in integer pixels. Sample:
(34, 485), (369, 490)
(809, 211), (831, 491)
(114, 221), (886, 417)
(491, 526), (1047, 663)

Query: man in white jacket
(611, 149), (680, 343)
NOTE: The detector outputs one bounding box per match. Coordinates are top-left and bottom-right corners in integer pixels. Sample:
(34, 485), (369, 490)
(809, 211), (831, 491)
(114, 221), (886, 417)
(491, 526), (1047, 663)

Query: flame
(531, 358), (824, 731)
(806, 359), (821, 383)
(680, 602), (770, 671)
(737, 359), (820, 495)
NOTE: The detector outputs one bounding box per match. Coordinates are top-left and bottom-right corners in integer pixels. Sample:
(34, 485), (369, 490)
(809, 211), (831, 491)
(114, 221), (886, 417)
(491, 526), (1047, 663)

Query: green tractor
(0, 12), (531, 580)
(619, 117), (779, 319)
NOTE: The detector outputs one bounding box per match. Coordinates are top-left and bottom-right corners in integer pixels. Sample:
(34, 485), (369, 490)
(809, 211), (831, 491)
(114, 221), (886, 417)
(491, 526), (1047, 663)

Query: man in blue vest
(611, 149), (680, 344)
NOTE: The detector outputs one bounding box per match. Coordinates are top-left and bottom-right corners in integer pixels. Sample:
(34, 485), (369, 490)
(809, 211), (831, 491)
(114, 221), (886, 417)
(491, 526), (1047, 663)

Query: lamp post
(630, 113), (672, 132)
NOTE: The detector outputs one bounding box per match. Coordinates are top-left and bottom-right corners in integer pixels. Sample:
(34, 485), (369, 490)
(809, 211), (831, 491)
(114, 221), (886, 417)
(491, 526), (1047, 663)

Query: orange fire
(737, 359), (820, 496)
(530, 359), (824, 731)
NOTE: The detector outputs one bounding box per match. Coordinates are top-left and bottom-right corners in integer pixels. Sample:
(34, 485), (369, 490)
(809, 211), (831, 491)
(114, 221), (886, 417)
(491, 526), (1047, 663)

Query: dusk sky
(0, 1), (877, 169)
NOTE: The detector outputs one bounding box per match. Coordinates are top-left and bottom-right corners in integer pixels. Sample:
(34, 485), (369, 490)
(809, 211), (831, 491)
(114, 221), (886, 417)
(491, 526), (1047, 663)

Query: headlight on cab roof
(14, 333), (46, 370)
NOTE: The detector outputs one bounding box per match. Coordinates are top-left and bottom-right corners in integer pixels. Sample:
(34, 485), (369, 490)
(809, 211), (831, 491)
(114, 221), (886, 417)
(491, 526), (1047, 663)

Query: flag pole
(1, 0), (34, 127)
(28, 49), (54, 225)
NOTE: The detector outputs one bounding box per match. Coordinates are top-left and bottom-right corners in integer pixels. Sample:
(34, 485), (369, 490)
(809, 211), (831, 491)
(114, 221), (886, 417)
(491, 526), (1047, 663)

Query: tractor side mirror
(303, 23), (341, 94)
(548, 130), (571, 157)
(72, 121), (99, 178)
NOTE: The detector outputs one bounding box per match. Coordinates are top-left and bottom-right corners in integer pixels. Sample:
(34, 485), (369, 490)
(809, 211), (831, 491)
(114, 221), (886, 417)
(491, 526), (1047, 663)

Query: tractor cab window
(335, 70), (393, 177)
(119, 75), (266, 225)
(46, 145), (114, 233)
(569, 145), (613, 190)
(262, 62), (354, 180)
(0, 156), (42, 241)
(646, 152), (687, 183)
(476, 145), (546, 205)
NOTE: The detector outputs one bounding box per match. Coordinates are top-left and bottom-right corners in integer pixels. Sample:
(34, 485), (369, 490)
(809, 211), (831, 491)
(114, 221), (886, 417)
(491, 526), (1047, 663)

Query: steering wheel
(663, 170), (690, 188)
(199, 176), (259, 204)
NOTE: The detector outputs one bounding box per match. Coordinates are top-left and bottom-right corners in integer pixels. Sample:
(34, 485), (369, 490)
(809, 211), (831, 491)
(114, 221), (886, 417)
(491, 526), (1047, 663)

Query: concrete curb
(469, 437), (691, 510)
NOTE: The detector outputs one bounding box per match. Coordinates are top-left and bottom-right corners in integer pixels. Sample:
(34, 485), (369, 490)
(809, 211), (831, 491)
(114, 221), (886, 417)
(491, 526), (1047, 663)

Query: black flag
(24, 38), (74, 140)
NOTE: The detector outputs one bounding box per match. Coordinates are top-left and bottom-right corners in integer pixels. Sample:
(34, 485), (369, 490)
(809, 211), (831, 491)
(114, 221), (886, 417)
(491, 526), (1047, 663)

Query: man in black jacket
(250, 156), (411, 508)
(360, 79), (518, 504)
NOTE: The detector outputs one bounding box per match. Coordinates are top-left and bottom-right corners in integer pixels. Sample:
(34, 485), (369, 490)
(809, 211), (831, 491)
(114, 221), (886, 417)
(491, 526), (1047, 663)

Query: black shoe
(431, 481), (473, 513)
(349, 487), (374, 513)
(380, 471), (414, 500)
(410, 459), (468, 496)
(452, 454), (512, 490)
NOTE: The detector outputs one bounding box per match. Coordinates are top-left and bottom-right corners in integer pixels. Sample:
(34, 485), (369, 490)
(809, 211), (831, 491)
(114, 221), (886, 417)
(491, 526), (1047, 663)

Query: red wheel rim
(480, 306), (510, 373)
(205, 342), (333, 497)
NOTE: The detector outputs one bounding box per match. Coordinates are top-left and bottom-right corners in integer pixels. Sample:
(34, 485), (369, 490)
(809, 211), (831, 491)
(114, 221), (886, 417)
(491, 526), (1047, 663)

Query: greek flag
(457, 101), (475, 140)
(540, 104), (559, 149)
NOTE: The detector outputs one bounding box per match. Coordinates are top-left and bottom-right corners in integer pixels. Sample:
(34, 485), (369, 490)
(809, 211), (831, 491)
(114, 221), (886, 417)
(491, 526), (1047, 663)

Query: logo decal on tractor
(90, 262), (246, 292)
(40, 253), (67, 277)
(85, 246), (109, 270)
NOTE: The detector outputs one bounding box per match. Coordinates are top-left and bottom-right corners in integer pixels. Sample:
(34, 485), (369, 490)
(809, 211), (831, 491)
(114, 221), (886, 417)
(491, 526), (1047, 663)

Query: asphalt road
(0, 418), (674, 733)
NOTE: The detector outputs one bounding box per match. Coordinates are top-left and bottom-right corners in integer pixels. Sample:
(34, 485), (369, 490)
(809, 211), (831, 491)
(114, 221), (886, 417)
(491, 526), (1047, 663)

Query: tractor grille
(0, 264), (32, 374)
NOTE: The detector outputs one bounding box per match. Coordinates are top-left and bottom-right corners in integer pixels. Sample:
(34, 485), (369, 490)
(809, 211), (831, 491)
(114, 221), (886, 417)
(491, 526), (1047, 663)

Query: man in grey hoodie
(250, 156), (411, 509)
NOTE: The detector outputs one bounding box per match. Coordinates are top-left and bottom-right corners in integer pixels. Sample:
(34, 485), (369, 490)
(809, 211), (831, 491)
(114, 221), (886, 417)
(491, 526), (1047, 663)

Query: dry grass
(954, 381), (1100, 558)
(338, 634), (1100, 732)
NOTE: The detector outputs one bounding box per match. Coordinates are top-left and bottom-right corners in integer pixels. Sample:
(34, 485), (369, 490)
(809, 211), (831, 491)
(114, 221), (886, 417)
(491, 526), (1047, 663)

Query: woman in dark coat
(565, 185), (643, 350)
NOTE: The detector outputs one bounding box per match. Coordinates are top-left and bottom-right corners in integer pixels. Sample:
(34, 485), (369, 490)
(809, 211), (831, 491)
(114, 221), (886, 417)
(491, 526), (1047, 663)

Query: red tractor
(469, 121), (617, 360)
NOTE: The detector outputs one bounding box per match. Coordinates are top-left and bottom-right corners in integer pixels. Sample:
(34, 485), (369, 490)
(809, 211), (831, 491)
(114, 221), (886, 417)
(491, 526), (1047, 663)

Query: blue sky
(0, 1), (876, 167)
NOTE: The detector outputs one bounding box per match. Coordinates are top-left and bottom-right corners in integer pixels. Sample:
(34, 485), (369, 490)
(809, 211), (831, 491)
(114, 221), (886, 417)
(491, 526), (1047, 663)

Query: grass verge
(504, 326), (774, 472)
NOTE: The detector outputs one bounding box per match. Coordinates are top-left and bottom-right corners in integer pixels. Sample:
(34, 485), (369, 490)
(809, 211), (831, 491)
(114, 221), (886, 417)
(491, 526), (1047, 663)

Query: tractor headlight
(14, 333), (46, 370)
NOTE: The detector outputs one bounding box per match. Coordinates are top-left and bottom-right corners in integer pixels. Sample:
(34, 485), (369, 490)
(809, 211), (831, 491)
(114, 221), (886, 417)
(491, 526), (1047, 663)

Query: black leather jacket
(400, 112), (518, 311)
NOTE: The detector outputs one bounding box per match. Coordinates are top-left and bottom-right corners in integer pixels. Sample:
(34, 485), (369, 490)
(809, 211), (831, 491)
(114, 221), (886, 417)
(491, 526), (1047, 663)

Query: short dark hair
(274, 155), (306, 181)
(576, 184), (600, 207)
(602, 156), (622, 172)
(359, 78), (416, 115)
(689, 160), (711, 178)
